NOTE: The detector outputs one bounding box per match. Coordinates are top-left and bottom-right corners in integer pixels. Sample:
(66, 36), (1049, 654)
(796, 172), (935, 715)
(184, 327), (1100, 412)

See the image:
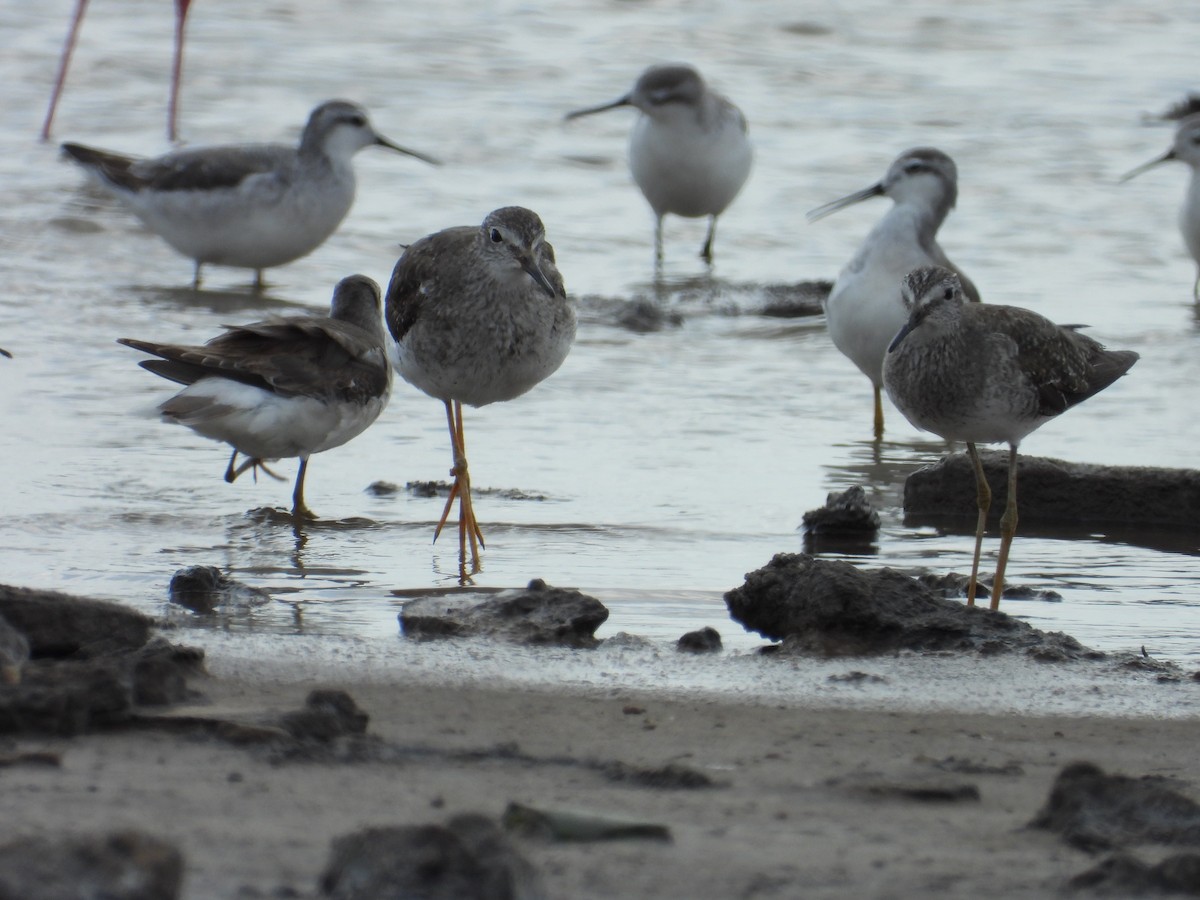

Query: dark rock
(168, 566), (272, 614)
(1068, 852), (1200, 894)
(903, 451), (1200, 531)
(279, 689), (369, 742)
(615, 298), (685, 332)
(320, 815), (544, 900)
(0, 585), (203, 735)
(365, 480), (401, 496)
(0, 655), (136, 735)
(602, 761), (717, 789)
(929, 756), (1024, 776)
(915, 571), (1062, 603)
(0, 635), (203, 735)
(0, 829), (183, 900)
(0, 583), (153, 658)
(502, 802), (672, 843)
(827, 670), (886, 684)
(757, 281), (830, 318)
(1032, 761), (1200, 851)
(676, 626), (722, 654)
(0, 613), (30, 683)
(724, 553), (1099, 658)
(801, 485), (880, 535)
(130, 637), (205, 706)
(400, 481), (548, 502)
(802, 485), (881, 554)
(851, 777), (981, 803)
(399, 579), (609, 648)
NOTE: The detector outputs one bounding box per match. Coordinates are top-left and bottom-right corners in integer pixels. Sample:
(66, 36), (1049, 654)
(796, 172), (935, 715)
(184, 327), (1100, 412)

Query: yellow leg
(964, 443), (991, 608)
(291, 456), (316, 521)
(433, 400), (485, 583)
(990, 445), (1020, 611)
(872, 384), (885, 440)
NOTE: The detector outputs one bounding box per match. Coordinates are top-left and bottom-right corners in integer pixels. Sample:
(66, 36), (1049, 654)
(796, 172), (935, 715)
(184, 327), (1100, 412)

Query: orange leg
(432, 400), (485, 582)
(872, 384), (885, 440)
(964, 443), (991, 608)
(990, 444), (1020, 611)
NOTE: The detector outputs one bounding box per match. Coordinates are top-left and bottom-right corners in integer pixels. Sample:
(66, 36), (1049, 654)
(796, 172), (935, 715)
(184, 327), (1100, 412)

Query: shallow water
(1, 0), (1198, 689)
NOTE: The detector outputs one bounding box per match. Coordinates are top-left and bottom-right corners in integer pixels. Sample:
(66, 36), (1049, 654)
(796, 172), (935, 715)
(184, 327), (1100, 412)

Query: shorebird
(62, 100), (439, 289)
(118, 274), (392, 520)
(385, 207), (576, 582)
(565, 64), (753, 264)
(883, 266), (1138, 610)
(808, 148), (980, 439)
(1121, 112), (1200, 300)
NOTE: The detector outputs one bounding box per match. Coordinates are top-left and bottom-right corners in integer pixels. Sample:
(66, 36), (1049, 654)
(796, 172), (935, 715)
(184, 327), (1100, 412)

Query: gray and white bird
(809, 148), (980, 439)
(883, 266), (1138, 610)
(566, 64), (753, 264)
(385, 207), (576, 582)
(63, 100), (439, 289)
(1122, 111), (1200, 300)
(119, 274), (392, 520)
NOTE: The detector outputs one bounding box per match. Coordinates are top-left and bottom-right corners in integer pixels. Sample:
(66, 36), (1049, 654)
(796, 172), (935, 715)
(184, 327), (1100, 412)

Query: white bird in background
(809, 147), (980, 439)
(566, 63), (753, 266)
(62, 100), (439, 290)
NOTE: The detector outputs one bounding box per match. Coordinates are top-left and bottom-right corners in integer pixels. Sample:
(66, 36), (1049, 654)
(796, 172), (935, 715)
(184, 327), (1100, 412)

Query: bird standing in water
(119, 275), (392, 521)
(385, 207), (576, 583)
(63, 100), (439, 289)
(1122, 111), (1200, 300)
(809, 148), (979, 439)
(566, 64), (753, 266)
(883, 266), (1138, 610)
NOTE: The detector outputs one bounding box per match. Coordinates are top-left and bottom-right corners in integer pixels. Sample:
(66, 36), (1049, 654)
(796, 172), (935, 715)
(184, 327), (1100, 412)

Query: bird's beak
(807, 182), (886, 222)
(564, 96), (632, 121)
(375, 135), (441, 166)
(1119, 149), (1176, 183)
(520, 254), (558, 298)
(888, 321), (915, 353)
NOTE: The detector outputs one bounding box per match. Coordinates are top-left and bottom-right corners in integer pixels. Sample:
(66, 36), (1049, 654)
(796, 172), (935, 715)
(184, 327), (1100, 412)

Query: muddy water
(1, 0), (1198, 681)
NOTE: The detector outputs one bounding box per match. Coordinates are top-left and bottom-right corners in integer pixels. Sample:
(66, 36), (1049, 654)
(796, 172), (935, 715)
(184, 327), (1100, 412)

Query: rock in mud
(320, 815), (544, 900)
(802, 485), (880, 536)
(279, 689), (370, 742)
(0, 583), (153, 657)
(0, 584), (204, 735)
(1068, 852), (1200, 894)
(0, 613), (30, 684)
(903, 451), (1200, 529)
(168, 566), (272, 614)
(399, 579), (609, 648)
(0, 830), (183, 900)
(723, 553), (1098, 658)
(676, 626), (722, 654)
(1031, 761), (1200, 851)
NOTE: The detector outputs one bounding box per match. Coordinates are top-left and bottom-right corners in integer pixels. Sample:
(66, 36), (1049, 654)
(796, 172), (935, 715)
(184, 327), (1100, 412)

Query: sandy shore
(3, 645), (1198, 899)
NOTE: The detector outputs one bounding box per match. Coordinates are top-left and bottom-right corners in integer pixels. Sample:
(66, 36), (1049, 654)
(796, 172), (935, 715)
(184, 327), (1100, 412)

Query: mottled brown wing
(384, 227), (476, 342)
(976, 305), (1135, 416)
(120, 318), (388, 405)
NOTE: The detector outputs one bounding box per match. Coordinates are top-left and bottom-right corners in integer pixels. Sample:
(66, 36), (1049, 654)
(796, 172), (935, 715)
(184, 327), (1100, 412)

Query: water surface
(1, 0), (1198, 687)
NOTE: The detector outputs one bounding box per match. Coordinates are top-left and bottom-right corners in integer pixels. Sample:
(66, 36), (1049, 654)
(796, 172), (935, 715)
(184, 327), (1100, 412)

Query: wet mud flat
(3, 559), (1200, 899)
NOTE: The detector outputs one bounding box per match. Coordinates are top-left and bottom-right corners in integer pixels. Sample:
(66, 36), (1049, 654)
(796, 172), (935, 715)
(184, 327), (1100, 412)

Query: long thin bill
(1118, 149), (1174, 183)
(806, 183), (886, 222)
(376, 135), (441, 166)
(564, 96), (631, 121)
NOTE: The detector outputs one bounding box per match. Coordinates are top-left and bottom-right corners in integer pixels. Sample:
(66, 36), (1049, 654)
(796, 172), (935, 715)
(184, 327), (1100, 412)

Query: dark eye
(943, 287), (954, 300)
(489, 228), (503, 243)
(348, 115), (366, 128)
